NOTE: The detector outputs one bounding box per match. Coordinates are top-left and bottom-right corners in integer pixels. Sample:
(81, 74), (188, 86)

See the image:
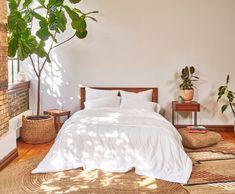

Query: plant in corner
(8, 0), (98, 144)
(179, 66), (199, 102)
(217, 75), (235, 132)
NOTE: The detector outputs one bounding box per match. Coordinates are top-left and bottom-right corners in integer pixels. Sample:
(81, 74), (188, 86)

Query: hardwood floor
(219, 131), (235, 144)
(11, 140), (53, 164)
(11, 131), (235, 164)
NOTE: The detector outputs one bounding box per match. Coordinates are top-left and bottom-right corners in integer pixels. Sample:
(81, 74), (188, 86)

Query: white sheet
(32, 108), (192, 184)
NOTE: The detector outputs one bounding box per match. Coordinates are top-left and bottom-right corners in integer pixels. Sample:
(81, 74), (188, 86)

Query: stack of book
(186, 125), (207, 133)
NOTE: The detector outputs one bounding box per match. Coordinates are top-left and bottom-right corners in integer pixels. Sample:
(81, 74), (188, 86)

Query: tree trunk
(37, 75), (41, 116)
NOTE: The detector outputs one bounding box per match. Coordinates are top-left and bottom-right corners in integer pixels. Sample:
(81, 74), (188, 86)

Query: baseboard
(175, 125), (234, 132)
(0, 148), (18, 171)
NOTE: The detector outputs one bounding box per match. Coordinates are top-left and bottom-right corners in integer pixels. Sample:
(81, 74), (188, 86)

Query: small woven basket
(21, 115), (56, 144)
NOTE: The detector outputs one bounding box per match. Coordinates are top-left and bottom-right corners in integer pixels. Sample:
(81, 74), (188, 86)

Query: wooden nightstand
(172, 101), (200, 126)
(43, 109), (71, 131)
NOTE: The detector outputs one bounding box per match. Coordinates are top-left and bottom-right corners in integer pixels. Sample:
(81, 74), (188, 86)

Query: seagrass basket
(21, 115), (56, 144)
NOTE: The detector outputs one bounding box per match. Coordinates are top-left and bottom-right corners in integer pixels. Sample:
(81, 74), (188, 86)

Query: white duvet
(32, 108), (192, 184)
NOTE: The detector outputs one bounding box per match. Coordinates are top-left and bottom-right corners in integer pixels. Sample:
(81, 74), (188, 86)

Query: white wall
(23, 0), (235, 125)
(0, 130), (16, 160)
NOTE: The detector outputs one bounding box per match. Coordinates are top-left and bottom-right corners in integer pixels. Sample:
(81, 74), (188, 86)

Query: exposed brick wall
(0, 91), (9, 136)
(0, 0), (9, 136)
(8, 88), (29, 119)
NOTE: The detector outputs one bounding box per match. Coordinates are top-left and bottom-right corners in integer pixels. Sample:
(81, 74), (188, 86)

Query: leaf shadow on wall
(23, 50), (76, 115)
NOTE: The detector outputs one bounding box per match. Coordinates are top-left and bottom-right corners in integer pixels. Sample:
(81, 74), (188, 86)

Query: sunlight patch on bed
(105, 130), (119, 138)
(80, 112), (120, 125)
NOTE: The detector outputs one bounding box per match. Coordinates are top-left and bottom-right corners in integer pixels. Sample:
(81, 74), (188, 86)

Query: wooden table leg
(53, 116), (57, 131)
(194, 112), (197, 126)
(57, 116), (61, 130)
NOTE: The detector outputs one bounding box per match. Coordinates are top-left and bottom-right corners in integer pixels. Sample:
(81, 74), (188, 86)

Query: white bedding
(32, 108), (192, 184)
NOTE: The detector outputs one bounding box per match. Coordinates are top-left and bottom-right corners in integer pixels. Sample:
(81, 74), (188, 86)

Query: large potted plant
(8, 0), (97, 143)
(179, 66), (199, 102)
(217, 75), (235, 132)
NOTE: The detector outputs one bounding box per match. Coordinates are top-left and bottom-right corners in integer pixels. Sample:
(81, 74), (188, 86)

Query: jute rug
(0, 155), (188, 194)
(187, 151), (235, 163)
(185, 140), (235, 155)
(186, 159), (235, 185)
(183, 140), (235, 194)
(184, 182), (235, 194)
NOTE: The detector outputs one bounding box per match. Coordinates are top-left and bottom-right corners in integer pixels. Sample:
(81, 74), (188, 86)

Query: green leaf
(74, 8), (84, 14)
(8, 13), (27, 33)
(189, 66), (195, 74)
(34, 44), (47, 58)
(69, 0), (81, 4)
(48, 10), (67, 32)
(75, 30), (87, 39)
(18, 39), (30, 60)
(21, 28), (31, 39)
(71, 17), (86, 31)
(23, 10), (33, 23)
(226, 75), (230, 84)
(39, 19), (48, 28)
(47, 0), (64, 8)
(184, 66), (189, 77)
(192, 75), (199, 79)
(64, 6), (80, 20)
(23, 0), (33, 8)
(36, 27), (51, 41)
(8, 0), (18, 11)
(218, 86), (226, 95)
(227, 91), (234, 102)
(26, 36), (38, 52)
(38, 0), (46, 6)
(221, 105), (228, 113)
(32, 11), (45, 21)
(8, 35), (19, 57)
(56, 11), (67, 32)
(217, 95), (222, 102)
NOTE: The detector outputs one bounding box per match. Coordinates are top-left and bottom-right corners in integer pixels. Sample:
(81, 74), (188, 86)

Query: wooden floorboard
(8, 131), (235, 166)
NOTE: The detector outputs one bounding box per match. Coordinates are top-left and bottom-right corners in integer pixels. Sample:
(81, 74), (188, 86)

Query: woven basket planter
(21, 115), (56, 144)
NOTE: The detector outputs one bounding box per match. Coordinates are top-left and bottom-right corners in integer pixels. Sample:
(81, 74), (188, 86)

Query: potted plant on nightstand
(179, 66), (199, 102)
(217, 75), (235, 132)
(8, 0), (97, 144)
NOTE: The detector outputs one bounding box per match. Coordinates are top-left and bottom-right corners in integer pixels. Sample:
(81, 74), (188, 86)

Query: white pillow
(120, 99), (161, 113)
(85, 96), (121, 109)
(120, 89), (153, 102)
(85, 87), (119, 100)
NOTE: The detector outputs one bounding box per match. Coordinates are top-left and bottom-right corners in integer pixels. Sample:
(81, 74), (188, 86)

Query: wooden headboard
(80, 87), (158, 110)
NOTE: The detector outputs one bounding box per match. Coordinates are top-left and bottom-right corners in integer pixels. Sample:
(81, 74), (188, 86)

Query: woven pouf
(178, 128), (222, 149)
(21, 116), (56, 144)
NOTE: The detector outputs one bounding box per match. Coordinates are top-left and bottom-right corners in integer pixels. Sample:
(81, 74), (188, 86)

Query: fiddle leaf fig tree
(8, 0), (98, 117)
(217, 75), (235, 118)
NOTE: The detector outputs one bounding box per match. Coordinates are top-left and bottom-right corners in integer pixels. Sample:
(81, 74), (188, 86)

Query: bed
(32, 87), (192, 184)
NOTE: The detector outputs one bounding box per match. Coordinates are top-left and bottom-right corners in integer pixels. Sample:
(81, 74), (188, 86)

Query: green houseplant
(217, 75), (235, 131)
(179, 66), (199, 102)
(8, 0), (97, 143)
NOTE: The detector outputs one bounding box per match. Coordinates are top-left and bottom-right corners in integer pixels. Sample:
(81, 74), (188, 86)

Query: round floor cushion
(178, 128), (222, 149)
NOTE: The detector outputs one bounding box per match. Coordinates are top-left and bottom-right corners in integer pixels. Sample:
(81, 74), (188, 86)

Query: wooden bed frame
(80, 87), (158, 109)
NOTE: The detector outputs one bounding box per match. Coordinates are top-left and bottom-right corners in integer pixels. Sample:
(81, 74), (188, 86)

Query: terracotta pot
(21, 115), (56, 144)
(180, 89), (194, 102)
(234, 120), (235, 134)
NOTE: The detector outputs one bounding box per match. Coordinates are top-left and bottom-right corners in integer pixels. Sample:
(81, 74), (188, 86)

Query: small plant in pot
(217, 75), (235, 132)
(8, 0), (97, 143)
(179, 66), (199, 102)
